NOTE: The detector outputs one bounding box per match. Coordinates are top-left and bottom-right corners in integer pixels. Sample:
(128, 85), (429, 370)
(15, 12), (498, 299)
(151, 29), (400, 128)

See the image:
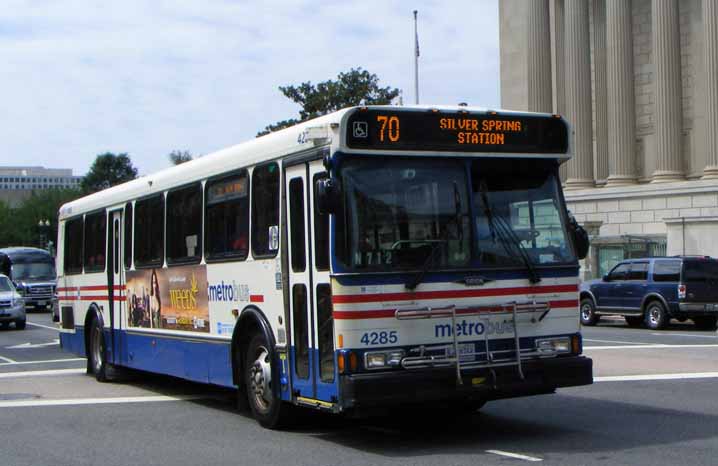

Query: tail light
(678, 284), (686, 299)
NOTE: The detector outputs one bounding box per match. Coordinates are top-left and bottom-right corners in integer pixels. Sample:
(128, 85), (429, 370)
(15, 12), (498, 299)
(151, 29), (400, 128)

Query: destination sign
(207, 175), (248, 205)
(345, 109), (568, 154)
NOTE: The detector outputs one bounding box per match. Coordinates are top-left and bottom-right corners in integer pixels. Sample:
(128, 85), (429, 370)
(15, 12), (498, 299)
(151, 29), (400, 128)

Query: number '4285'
(360, 330), (398, 345)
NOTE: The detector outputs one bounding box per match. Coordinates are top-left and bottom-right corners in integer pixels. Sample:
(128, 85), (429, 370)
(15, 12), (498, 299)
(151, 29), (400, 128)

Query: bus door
(107, 209), (124, 365)
(285, 160), (336, 404)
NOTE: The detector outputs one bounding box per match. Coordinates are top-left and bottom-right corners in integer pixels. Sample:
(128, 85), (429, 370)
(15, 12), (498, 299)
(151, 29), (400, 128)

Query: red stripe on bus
(57, 285), (126, 293)
(249, 295), (264, 303)
(78, 295), (127, 302)
(331, 284), (578, 304)
(332, 299), (579, 320)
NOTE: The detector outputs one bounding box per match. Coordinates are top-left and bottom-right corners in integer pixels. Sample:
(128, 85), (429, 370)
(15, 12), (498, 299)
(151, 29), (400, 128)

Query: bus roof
(59, 105), (568, 219)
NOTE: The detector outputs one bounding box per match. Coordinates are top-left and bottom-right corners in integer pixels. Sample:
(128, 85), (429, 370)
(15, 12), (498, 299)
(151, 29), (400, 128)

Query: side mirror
(602, 274), (610, 282)
(316, 178), (341, 214)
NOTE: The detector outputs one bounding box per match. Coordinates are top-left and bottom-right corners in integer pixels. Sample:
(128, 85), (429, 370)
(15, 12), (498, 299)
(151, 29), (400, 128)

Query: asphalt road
(1, 313), (717, 466)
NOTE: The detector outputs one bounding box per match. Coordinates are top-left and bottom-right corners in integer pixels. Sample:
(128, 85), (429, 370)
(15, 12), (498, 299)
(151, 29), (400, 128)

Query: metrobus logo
(434, 320), (514, 338)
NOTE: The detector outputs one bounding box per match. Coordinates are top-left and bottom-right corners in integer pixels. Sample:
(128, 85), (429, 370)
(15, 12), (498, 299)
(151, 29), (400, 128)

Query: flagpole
(414, 10), (420, 105)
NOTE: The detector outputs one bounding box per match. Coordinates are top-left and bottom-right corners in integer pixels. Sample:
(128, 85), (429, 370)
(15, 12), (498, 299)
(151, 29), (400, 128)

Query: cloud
(0, 0), (499, 176)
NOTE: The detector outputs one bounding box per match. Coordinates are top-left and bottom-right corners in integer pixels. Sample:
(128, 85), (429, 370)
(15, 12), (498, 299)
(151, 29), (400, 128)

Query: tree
(168, 150), (193, 165)
(81, 152), (138, 194)
(258, 67), (401, 136)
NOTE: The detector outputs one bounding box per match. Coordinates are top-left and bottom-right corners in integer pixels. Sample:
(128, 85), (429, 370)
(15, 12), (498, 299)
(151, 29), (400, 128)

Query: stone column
(551, 0), (568, 181)
(703, 0), (718, 178)
(593, 0), (609, 183)
(605, 0), (638, 185)
(651, 0), (685, 182)
(564, 0), (594, 188)
(528, 0), (553, 112)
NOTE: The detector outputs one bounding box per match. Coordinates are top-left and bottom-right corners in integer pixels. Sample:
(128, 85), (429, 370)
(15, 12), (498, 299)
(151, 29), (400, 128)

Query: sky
(0, 0), (499, 177)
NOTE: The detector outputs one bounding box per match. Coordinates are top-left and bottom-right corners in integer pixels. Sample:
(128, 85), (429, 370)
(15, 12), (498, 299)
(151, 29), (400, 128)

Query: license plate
(446, 343), (476, 362)
(36, 301), (46, 306)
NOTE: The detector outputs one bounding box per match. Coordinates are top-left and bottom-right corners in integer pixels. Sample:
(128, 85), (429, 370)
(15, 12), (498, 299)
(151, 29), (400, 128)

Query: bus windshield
(338, 157), (575, 271)
(472, 159), (575, 267)
(11, 262), (56, 280)
(339, 158), (471, 270)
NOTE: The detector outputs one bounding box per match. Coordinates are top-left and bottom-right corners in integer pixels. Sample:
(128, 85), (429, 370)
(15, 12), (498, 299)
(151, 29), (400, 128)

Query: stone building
(0, 166), (82, 208)
(500, 0), (718, 278)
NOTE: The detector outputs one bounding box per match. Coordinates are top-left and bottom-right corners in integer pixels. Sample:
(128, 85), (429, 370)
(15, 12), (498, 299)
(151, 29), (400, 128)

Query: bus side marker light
(338, 353), (346, 373)
(349, 352), (358, 372)
(338, 334), (344, 348)
(571, 335), (581, 355)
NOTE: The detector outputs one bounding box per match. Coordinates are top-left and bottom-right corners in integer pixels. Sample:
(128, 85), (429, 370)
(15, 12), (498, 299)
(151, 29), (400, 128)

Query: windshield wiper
(478, 180), (541, 284)
(405, 182), (463, 290)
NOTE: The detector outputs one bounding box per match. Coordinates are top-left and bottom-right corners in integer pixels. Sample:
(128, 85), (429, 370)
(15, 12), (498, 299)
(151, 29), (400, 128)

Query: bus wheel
(244, 334), (288, 429)
(89, 317), (109, 382)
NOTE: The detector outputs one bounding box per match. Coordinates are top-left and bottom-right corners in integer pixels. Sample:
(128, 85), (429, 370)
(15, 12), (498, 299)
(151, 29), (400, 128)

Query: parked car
(0, 247), (57, 312)
(0, 274), (26, 329)
(579, 256), (718, 330)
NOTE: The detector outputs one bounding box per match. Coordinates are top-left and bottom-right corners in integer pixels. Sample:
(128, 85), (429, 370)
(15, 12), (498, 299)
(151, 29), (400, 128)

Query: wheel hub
(249, 347), (272, 412)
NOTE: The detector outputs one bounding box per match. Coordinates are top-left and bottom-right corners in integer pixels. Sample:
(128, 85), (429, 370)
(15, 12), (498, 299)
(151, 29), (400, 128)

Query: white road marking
(6, 339), (59, 349)
(585, 344), (718, 350)
(26, 321), (60, 331)
(0, 368), (85, 378)
(0, 394), (206, 409)
(595, 372), (718, 382)
(486, 450), (542, 462)
(0, 355), (17, 364)
(650, 332), (718, 339)
(584, 338), (650, 345)
(0, 357), (85, 366)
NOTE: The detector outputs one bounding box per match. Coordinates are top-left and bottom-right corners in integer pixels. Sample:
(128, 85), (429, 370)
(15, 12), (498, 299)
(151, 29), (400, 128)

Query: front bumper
(0, 306), (26, 321)
(23, 297), (56, 311)
(340, 355), (593, 411)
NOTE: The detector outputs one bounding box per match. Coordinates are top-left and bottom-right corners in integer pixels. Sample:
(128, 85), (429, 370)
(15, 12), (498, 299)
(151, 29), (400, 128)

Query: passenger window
(83, 211), (107, 272)
(134, 194), (165, 267)
(293, 284), (309, 379)
(609, 263), (629, 281)
(251, 163), (280, 258)
(167, 184), (202, 264)
(628, 263), (648, 281)
(289, 178), (306, 272)
(313, 172), (329, 271)
(64, 218), (84, 274)
(205, 172), (250, 261)
(124, 202), (133, 269)
(653, 260), (681, 282)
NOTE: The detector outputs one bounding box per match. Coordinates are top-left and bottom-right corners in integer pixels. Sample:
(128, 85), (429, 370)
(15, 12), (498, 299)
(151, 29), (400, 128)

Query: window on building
(83, 211), (106, 272)
(205, 171), (250, 261)
(134, 194), (164, 267)
(64, 218), (83, 274)
(251, 163), (280, 258)
(167, 183), (202, 264)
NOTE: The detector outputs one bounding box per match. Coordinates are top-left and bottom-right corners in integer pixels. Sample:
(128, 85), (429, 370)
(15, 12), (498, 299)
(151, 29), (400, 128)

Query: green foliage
(0, 188), (82, 250)
(258, 67), (400, 136)
(168, 150), (193, 165)
(81, 152), (138, 194)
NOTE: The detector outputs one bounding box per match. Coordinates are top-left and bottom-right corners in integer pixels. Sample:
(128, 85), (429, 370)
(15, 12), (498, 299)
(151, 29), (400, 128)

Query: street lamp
(37, 219), (51, 250)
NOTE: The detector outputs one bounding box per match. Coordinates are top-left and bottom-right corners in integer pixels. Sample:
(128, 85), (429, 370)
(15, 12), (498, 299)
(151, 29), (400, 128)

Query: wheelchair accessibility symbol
(353, 121), (368, 138)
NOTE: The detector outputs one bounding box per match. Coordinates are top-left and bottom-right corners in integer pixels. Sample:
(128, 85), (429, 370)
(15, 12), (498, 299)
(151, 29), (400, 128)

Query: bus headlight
(364, 350), (405, 369)
(536, 337), (571, 355)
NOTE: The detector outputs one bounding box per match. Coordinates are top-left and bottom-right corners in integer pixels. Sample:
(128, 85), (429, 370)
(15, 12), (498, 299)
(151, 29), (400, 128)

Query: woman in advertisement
(150, 269), (162, 328)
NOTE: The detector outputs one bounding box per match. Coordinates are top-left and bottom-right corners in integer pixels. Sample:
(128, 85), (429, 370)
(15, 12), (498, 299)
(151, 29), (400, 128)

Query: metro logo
(434, 319), (514, 338)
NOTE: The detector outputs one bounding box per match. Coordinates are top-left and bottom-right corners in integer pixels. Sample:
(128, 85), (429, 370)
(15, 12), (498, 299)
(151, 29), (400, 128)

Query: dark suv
(580, 257), (718, 330)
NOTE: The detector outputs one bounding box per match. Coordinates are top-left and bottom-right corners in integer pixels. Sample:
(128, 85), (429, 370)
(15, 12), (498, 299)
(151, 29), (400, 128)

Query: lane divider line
(0, 394), (206, 409)
(595, 372), (718, 382)
(486, 450), (543, 462)
(650, 332), (718, 339)
(0, 358), (86, 366)
(26, 322), (60, 331)
(0, 368), (86, 378)
(585, 344), (718, 350)
(0, 355), (17, 364)
(584, 338), (651, 345)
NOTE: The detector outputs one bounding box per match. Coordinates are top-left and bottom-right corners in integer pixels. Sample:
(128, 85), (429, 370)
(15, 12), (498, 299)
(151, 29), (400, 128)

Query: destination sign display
(345, 109), (568, 154)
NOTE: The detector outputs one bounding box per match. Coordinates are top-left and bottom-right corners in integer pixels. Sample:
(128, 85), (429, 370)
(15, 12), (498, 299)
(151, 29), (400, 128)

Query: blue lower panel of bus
(60, 329), (235, 388)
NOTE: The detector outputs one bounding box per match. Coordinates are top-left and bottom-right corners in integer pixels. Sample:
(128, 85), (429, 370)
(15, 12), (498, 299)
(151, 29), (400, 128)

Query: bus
(57, 105), (593, 428)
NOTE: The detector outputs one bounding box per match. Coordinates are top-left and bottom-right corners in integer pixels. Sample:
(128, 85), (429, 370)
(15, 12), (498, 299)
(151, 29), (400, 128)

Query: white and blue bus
(57, 105), (592, 428)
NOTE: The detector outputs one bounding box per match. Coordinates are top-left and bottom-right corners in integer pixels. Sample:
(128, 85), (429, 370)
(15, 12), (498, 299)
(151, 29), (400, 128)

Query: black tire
(625, 316), (643, 328)
(644, 301), (668, 330)
(88, 316), (110, 382)
(244, 334), (290, 429)
(693, 316), (718, 331)
(14, 319), (26, 330)
(580, 298), (599, 326)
